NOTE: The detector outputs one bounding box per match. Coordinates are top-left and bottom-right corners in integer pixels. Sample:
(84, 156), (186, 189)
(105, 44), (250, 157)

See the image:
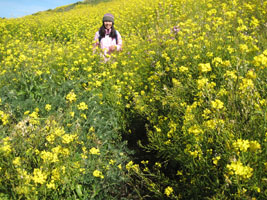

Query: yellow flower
(211, 99), (224, 110)
(224, 70), (237, 80)
(89, 147), (100, 155)
(82, 147), (87, 153)
(80, 113), (87, 119)
(89, 126), (95, 132)
(239, 44), (249, 52)
(164, 186), (174, 197)
(66, 90), (77, 103)
(47, 180), (56, 189)
(70, 111), (75, 117)
(51, 168), (60, 181)
(189, 150), (199, 158)
(202, 108), (211, 119)
(54, 127), (65, 136)
(141, 160), (149, 165)
(95, 81), (102, 87)
(249, 141), (261, 152)
(61, 166), (66, 174)
(45, 104), (51, 111)
(212, 57), (223, 67)
(172, 78), (181, 87)
(203, 119), (217, 130)
(233, 139), (250, 152)
(206, 52), (213, 58)
(188, 125), (203, 135)
(0, 111), (9, 125)
(77, 102), (88, 110)
(250, 16), (259, 28)
(93, 170), (104, 178)
(29, 111), (39, 125)
(212, 156), (221, 165)
(126, 161), (134, 171)
(253, 51), (267, 69)
(1, 137), (12, 155)
(13, 157), (21, 166)
(62, 134), (77, 144)
(140, 90), (145, 95)
(51, 146), (62, 154)
(46, 134), (55, 144)
(155, 162), (161, 168)
(218, 88), (228, 96)
(32, 168), (47, 184)
(239, 78), (254, 91)
(177, 170), (183, 176)
(246, 70), (256, 79)
(60, 148), (70, 156)
(198, 63), (211, 73)
(106, 159), (116, 166)
(24, 110), (30, 115)
(227, 160), (253, 179)
(197, 77), (209, 89)
(179, 66), (189, 73)
(40, 151), (59, 163)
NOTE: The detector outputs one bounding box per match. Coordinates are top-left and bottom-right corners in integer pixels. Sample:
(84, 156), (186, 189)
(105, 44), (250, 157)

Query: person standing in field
(94, 13), (122, 61)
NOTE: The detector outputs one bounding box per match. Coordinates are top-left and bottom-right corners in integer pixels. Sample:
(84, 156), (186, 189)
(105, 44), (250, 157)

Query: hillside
(32, 0), (113, 14)
(0, 0), (267, 199)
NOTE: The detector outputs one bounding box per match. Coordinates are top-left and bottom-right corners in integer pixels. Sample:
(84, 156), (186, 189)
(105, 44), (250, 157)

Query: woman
(94, 13), (122, 59)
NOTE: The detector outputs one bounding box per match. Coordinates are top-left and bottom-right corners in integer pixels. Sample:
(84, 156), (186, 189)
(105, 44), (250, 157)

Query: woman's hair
(99, 23), (117, 39)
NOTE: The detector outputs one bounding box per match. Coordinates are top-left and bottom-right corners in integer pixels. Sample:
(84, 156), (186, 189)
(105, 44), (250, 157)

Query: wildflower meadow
(0, 0), (267, 199)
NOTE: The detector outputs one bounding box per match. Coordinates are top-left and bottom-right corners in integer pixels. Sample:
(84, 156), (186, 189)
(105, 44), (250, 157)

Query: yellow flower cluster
(212, 156), (221, 166)
(253, 50), (267, 69)
(211, 99), (224, 110)
(164, 186), (174, 197)
(66, 90), (77, 103)
(89, 147), (100, 155)
(227, 160), (253, 180)
(28, 110), (40, 125)
(0, 137), (12, 155)
(32, 168), (47, 185)
(126, 160), (139, 172)
(45, 104), (52, 111)
(0, 110), (9, 125)
(77, 102), (88, 110)
(198, 63), (212, 73)
(239, 78), (254, 92)
(233, 139), (261, 153)
(12, 157), (21, 166)
(93, 169), (104, 179)
(40, 151), (59, 163)
(62, 133), (77, 144)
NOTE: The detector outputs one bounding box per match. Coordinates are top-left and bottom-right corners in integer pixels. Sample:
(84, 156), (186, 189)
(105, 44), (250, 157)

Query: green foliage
(0, 90), (132, 199)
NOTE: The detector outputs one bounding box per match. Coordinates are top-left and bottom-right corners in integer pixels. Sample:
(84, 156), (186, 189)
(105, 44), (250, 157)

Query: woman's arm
(116, 31), (122, 51)
(93, 31), (100, 49)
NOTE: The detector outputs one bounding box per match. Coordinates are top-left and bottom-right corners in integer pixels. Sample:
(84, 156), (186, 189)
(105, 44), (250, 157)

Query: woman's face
(104, 21), (112, 29)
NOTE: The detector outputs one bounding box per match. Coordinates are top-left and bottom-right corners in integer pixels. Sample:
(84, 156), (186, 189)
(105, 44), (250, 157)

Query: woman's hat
(103, 13), (114, 23)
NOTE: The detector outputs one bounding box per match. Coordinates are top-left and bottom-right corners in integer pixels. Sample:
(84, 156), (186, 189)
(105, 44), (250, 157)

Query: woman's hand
(109, 45), (116, 52)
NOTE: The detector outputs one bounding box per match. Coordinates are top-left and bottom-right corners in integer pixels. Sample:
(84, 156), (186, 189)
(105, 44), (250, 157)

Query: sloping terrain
(0, 0), (266, 199)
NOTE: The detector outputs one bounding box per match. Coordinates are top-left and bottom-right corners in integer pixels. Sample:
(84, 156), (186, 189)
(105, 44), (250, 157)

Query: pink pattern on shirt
(94, 29), (122, 54)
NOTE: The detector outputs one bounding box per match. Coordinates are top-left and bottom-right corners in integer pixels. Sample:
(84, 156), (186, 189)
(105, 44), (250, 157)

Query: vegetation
(0, 0), (266, 199)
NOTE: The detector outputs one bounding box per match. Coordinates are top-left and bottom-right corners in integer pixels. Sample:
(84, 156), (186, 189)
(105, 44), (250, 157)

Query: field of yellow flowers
(0, 0), (267, 199)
